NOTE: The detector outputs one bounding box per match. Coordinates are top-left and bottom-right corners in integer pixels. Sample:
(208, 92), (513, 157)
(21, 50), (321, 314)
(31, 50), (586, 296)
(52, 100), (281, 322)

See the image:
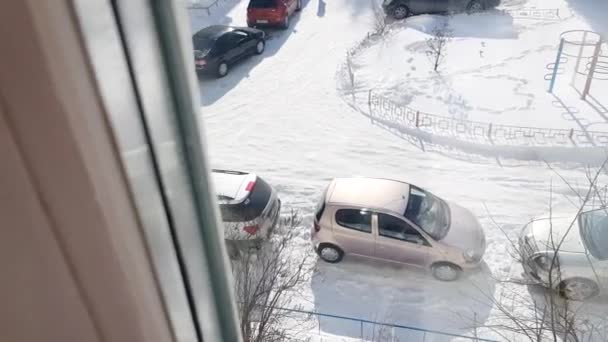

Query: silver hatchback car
(519, 208), (608, 301)
(311, 178), (486, 281)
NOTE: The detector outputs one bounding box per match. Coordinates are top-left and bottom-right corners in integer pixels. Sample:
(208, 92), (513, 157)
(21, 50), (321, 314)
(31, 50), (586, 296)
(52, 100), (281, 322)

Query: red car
(247, 0), (302, 29)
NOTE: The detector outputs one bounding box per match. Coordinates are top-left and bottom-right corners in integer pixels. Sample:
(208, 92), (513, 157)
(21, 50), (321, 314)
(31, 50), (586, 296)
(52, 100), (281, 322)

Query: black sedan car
(192, 25), (265, 78)
(382, 0), (500, 19)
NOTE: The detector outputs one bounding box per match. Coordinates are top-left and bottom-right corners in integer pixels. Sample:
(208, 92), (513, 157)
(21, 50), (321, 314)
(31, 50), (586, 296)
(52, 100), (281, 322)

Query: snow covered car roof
(327, 177), (410, 215)
(211, 169), (257, 204)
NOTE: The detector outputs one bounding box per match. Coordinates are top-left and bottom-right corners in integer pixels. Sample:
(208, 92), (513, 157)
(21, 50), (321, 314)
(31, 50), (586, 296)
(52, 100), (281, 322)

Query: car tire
(431, 262), (462, 281)
(281, 15), (290, 29)
(391, 5), (409, 20)
(317, 244), (344, 263)
(296, 0), (302, 11)
(216, 61), (229, 78)
(559, 278), (599, 301)
(255, 39), (265, 55)
(466, 0), (485, 13)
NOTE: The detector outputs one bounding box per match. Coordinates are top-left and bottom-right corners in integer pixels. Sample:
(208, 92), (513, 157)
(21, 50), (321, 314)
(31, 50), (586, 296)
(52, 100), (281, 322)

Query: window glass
(335, 209), (372, 233)
(192, 35), (215, 52)
(247, 0), (277, 9)
(233, 30), (249, 39)
(405, 185), (449, 240)
(378, 213), (427, 245)
(579, 209), (608, 260)
(219, 177), (272, 222)
(215, 35), (233, 52)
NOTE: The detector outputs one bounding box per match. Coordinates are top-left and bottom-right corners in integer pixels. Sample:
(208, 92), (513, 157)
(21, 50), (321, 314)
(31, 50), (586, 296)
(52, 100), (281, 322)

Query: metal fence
(502, 8), (561, 21)
(367, 90), (608, 148)
(186, 0), (228, 15)
(268, 306), (499, 342)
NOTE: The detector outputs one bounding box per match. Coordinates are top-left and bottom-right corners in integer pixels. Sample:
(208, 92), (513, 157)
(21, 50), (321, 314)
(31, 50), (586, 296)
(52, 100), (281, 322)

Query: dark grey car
(192, 25), (265, 78)
(382, 0), (501, 19)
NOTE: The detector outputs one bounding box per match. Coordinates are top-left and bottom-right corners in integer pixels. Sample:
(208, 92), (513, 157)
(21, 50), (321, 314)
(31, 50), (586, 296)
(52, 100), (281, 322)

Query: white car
(212, 169), (281, 249)
(519, 208), (608, 301)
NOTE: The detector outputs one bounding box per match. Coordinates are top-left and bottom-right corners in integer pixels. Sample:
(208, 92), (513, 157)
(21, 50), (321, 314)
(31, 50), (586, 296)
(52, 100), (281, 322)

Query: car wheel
(296, 0), (302, 11)
(431, 262), (461, 281)
(559, 278), (599, 301)
(255, 40), (265, 55)
(281, 15), (290, 29)
(216, 61), (229, 78)
(391, 5), (409, 20)
(317, 244), (344, 263)
(466, 0), (485, 13)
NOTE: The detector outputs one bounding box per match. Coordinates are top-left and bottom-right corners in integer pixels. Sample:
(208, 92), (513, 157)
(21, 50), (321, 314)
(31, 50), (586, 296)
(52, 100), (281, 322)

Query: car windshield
(579, 210), (608, 260)
(248, 0), (276, 9)
(404, 186), (450, 240)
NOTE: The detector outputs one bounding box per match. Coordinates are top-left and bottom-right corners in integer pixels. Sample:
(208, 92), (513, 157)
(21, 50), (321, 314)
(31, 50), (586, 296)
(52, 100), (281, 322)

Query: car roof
(327, 177), (411, 214)
(193, 25), (232, 40)
(211, 169), (257, 203)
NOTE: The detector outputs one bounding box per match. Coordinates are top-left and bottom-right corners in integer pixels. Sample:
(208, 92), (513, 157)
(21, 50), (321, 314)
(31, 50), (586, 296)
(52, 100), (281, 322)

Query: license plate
(256, 20), (268, 23)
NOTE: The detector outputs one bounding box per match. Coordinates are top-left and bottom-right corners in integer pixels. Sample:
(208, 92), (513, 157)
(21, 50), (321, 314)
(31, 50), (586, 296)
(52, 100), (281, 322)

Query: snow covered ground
(188, 0), (608, 340)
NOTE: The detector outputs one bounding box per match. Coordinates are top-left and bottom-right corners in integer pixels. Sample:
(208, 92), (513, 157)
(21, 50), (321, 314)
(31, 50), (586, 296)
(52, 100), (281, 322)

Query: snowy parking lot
(188, 0), (608, 340)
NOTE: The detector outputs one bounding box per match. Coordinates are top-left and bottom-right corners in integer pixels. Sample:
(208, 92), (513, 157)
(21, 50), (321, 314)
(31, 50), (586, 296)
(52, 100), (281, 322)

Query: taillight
(243, 225), (259, 235)
(245, 181), (255, 192)
(314, 221), (321, 232)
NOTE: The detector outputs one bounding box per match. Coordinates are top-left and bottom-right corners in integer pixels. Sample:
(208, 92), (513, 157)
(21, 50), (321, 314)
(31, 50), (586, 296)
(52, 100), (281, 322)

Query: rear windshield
(192, 35), (216, 51)
(248, 0), (277, 9)
(219, 177), (272, 222)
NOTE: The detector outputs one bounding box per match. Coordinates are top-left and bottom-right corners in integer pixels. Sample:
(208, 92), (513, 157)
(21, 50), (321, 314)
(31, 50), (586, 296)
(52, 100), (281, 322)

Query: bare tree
(371, 0), (388, 36)
(231, 211), (315, 342)
(367, 321), (400, 342)
(426, 21), (452, 72)
(473, 161), (608, 341)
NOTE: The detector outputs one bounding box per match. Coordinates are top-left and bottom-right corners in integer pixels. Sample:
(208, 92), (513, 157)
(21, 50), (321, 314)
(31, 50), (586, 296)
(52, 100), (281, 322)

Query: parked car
(519, 208), (608, 301)
(192, 25), (265, 78)
(212, 169), (281, 251)
(247, 0), (302, 29)
(382, 0), (500, 19)
(311, 177), (486, 281)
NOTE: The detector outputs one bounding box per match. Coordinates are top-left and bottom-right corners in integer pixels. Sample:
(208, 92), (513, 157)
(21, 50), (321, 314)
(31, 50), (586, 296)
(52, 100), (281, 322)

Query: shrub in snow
(230, 211), (315, 342)
(426, 21), (452, 72)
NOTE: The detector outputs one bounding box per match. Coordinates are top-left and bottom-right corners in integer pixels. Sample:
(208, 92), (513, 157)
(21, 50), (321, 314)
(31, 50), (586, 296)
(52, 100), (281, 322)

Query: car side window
(335, 209), (372, 233)
(215, 35), (233, 53)
(378, 213), (429, 246)
(232, 30), (249, 42)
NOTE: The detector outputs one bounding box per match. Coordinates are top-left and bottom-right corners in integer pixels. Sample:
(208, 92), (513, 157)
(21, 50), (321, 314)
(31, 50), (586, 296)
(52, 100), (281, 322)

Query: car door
(332, 208), (375, 257)
(374, 212), (431, 266)
(214, 34), (238, 63)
